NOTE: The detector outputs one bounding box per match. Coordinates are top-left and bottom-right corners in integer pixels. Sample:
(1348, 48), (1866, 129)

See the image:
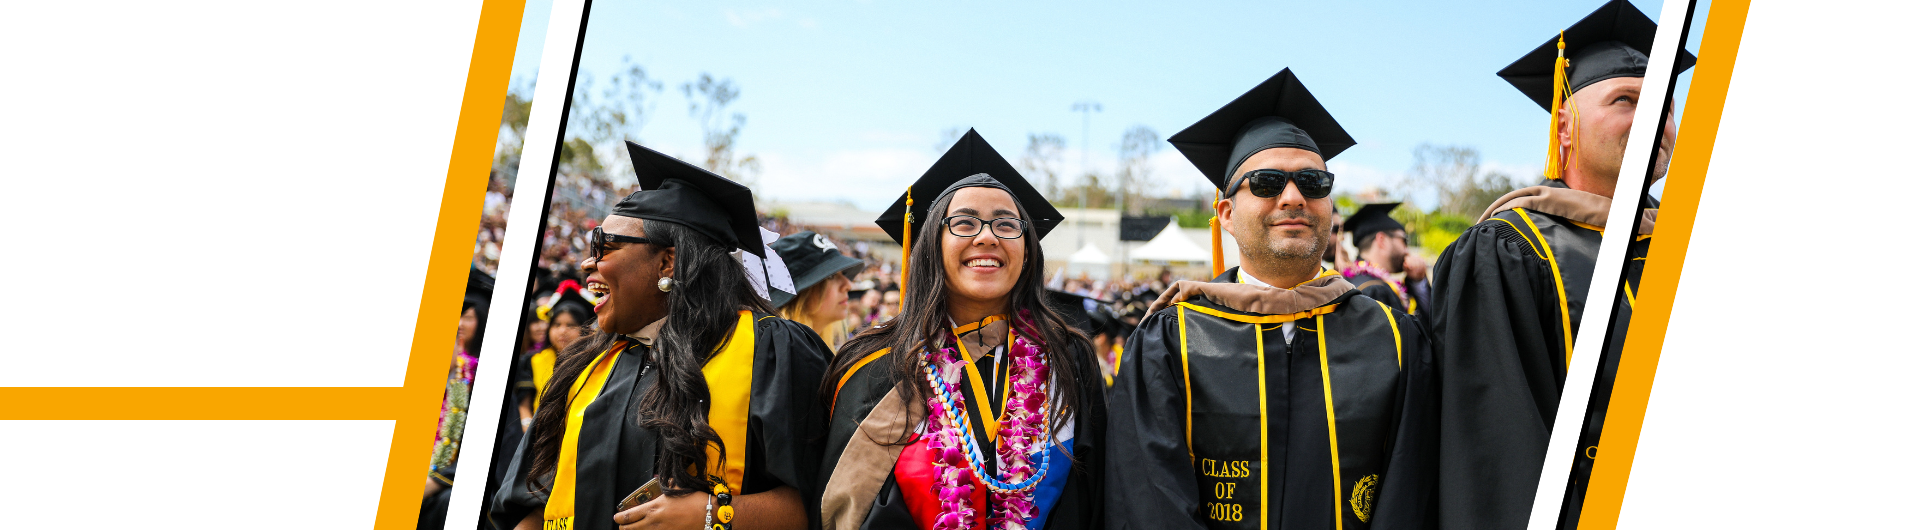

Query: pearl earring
(657, 277), (674, 292)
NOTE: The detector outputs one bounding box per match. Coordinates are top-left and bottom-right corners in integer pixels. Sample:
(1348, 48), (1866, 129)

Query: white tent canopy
(1129, 217), (1210, 263)
(1067, 243), (1110, 264)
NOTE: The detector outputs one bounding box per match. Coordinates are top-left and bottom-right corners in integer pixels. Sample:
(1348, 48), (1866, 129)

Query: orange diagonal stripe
(1577, 1), (1753, 528)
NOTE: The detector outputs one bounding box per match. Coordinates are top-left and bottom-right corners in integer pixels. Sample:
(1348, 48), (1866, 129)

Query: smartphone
(617, 477), (664, 512)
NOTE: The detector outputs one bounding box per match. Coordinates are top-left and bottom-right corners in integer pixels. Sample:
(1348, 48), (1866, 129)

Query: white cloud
(723, 7), (784, 27)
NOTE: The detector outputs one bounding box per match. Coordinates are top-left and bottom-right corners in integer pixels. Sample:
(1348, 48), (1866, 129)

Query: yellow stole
(543, 312), (758, 527)
(530, 348), (557, 412)
(544, 342), (629, 528)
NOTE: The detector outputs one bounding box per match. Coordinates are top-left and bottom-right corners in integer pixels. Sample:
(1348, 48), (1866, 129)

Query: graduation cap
(538, 279), (594, 323)
(1498, 0), (1697, 112)
(464, 265), (495, 311)
(616, 141), (765, 257)
(1168, 68), (1355, 190)
(769, 231), (866, 309)
(1045, 289), (1108, 337)
(1167, 68), (1352, 278)
(1499, 0), (1697, 179)
(876, 129), (1063, 245)
(875, 129), (1063, 292)
(1345, 202), (1406, 243)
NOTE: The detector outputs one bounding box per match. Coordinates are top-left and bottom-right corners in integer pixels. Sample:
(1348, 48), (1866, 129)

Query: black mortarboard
(616, 141), (765, 257)
(464, 265), (495, 310)
(769, 231), (866, 309)
(1045, 289), (1103, 336)
(542, 280), (594, 322)
(1498, 0), (1698, 111)
(1168, 68), (1355, 189)
(876, 129), (1064, 245)
(1345, 202), (1406, 243)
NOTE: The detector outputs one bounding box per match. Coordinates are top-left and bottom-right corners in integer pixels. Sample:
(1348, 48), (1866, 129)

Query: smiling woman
(488, 142), (831, 530)
(819, 129), (1106, 530)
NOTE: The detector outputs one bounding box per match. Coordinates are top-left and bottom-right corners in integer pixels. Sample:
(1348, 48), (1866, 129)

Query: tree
(1115, 125), (1160, 215)
(561, 57), (663, 187)
(1395, 143), (1524, 252)
(681, 73), (760, 185)
(1059, 172), (1117, 209)
(1019, 133), (1067, 199)
(492, 80), (535, 190)
(1402, 143), (1524, 216)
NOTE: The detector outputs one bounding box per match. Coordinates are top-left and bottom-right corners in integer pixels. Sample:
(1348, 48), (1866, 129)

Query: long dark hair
(526, 219), (772, 495)
(460, 295), (489, 356)
(825, 188), (1094, 440)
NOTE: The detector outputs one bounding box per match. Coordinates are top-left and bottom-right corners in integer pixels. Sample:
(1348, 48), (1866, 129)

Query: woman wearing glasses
(818, 130), (1106, 530)
(490, 142), (829, 530)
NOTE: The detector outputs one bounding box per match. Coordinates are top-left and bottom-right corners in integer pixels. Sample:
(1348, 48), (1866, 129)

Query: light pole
(1071, 100), (1100, 249)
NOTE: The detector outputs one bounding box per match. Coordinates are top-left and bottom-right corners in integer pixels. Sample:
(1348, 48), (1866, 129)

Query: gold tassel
(899, 187), (912, 312)
(1546, 31), (1569, 180)
(1210, 188), (1225, 278)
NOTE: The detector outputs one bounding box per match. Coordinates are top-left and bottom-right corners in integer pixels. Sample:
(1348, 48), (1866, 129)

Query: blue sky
(507, 0), (1704, 210)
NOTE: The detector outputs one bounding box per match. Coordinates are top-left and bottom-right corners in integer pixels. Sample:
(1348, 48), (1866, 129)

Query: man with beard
(1341, 203), (1417, 314)
(1105, 68), (1436, 530)
(1426, 1), (1693, 528)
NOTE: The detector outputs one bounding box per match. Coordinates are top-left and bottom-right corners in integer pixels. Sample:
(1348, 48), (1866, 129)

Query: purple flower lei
(922, 322), (1052, 530)
(1342, 260), (1409, 302)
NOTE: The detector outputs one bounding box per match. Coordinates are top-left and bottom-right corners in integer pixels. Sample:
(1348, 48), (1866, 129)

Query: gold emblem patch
(1350, 474), (1379, 522)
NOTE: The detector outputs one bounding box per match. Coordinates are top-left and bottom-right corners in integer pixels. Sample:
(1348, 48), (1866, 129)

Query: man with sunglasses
(1425, 2), (1694, 528)
(1105, 68), (1437, 530)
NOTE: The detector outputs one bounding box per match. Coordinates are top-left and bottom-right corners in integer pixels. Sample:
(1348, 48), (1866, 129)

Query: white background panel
(1618, 0), (1919, 526)
(0, 1), (484, 386)
(0, 421), (394, 528)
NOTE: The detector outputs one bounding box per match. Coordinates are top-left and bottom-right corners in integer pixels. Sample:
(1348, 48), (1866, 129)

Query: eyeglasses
(942, 215), (1026, 240)
(587, 226), (669, 262)
(1227, 168), (1336, 199)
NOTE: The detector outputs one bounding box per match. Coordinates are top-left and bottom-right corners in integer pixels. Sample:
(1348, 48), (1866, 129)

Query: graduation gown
(489, 311), (831, 530)
(1344, 272), (1409, 315)
(1426, 179), (1653, 529)
(1105, 268), (1437, 530)
(820, 334), (1107, 530)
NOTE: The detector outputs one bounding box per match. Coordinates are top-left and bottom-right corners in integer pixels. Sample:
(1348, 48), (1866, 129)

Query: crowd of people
(420, 2), (1683, 529)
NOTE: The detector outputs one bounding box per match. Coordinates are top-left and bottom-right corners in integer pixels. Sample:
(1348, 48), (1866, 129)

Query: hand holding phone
(617, 476), (664, 512)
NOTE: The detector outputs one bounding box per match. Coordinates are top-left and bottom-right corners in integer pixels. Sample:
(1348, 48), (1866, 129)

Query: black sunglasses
(587, 226), (669, 262)
(1226, 168), (1336, 199)
(943, 215), (1026, 240)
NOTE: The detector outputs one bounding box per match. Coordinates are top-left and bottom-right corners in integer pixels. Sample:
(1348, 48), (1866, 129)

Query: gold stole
(701, 311), (758, 491)
(544, 342), (630, 528)
(543, 312), (759, 527)
(530, 348), (557, 412)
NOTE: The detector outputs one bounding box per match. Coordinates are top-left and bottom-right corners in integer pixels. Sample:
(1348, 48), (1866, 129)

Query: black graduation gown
(1426, 183), (1652, 530)
(488, 314), (831, 530)
(475, 354), (532, 530)
(1346, 272), (1408, 315)
(820, 338), (1107, 530)
(1105, 268), (1437, 530)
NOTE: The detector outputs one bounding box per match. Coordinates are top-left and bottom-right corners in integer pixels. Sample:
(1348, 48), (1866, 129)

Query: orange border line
(0, 1), (525, 526)
(1577, 1), (1752, 528)
(372, 1), (527, 528)
(0, 388), (415, 419)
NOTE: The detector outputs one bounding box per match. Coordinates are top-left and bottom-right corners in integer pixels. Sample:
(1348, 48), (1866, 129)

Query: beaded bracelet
(710, 481), (734, 530)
